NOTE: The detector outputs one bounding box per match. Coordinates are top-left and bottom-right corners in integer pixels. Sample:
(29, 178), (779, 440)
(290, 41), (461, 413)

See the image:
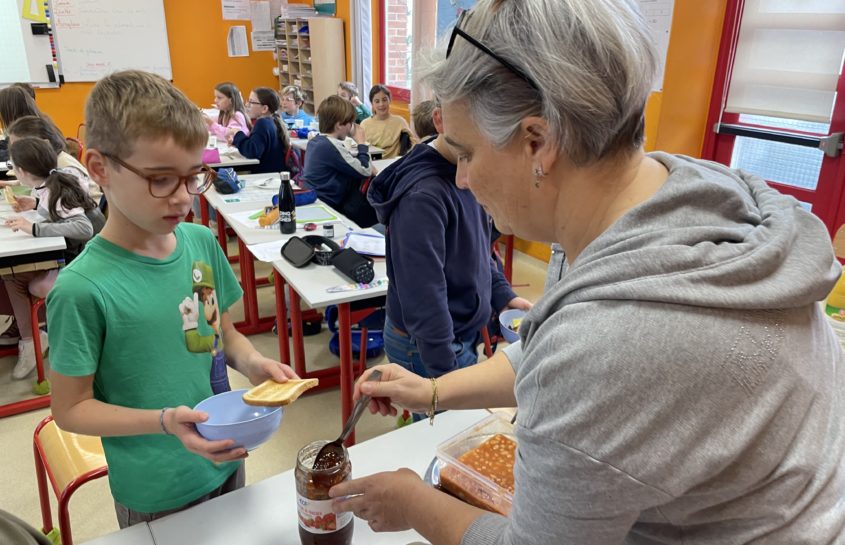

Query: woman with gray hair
(329, 0), (845, 544)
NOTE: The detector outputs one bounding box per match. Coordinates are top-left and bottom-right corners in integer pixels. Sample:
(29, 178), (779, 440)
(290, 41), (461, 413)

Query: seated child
(203, 82), (251, 141)
(302, 95), (377, 228)
(226, 87), (289, 174)
(3, 137), (104, 379)
(47, 70), (298, 527)
(280, 85), (314, 132)
(337, 81), (371, 124)
(360, 85), (416, 158)
(412, 99), (438, 141)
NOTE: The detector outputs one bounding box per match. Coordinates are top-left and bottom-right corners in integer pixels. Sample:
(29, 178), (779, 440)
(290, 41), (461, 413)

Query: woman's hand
(5, 216), (33, 234)
(353, 364), (431, 416)
(502, 296), (533, 312)
(330, 469), (425, 532)
(164, 406), (248, 463)
(12, 195), (36, 212)
(245, 352), (299, 385)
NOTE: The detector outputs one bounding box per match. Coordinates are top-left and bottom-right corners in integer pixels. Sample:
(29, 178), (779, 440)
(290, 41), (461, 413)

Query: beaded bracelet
(160, 407), (172, 435)
(425, 378), (438, 426)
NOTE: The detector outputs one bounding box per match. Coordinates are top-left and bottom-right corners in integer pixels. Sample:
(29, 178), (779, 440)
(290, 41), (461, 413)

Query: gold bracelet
(426, 378), (438, 426)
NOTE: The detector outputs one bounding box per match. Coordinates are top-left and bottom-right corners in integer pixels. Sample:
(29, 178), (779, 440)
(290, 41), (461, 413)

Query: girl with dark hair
(361, 84), (416, 158)
(2, 137), (104, 379)
(226, 87), (289, 174)
(203, 82), (251, 141)
(0, 86), (64, 164)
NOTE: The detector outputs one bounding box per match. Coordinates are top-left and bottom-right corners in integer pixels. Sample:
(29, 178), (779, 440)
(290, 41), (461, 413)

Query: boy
(302, 95), (378, 228)
(280, 85), (314, 131)
(368, 101), (530, 380)
(47, 70), (298, 527)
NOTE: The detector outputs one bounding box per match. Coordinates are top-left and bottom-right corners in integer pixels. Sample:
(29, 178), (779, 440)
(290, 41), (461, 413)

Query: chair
(33, 415), (108, 545)
(64, 137), (83, 162)
(75, 124), (85, 143)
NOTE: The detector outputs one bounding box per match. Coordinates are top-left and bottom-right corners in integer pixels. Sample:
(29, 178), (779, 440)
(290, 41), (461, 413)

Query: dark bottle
(279, 171), (297, 234)
(295, 440), (353, 545)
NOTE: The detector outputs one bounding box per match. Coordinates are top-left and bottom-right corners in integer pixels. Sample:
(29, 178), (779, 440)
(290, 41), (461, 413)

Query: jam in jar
(295, 440), (353, 545)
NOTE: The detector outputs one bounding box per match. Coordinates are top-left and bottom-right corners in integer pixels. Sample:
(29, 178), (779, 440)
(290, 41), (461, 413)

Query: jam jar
(295, 440), (353, 545)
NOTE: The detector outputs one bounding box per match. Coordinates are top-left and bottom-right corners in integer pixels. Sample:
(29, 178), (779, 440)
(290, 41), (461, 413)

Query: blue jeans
(383, 316), (479, 379)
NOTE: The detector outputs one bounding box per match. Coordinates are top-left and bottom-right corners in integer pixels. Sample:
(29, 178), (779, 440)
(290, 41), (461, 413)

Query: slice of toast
(3, 186), (16, 204)
(242, 378), (319, 406)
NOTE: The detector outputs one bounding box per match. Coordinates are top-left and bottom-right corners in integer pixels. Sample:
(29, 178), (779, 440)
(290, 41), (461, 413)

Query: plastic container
(498, 309), (526, 344)
(433, 412), (516, 515)
(194, 389), (283, 451)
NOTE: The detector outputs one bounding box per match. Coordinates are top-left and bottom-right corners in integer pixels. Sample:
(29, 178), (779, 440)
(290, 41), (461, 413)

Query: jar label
(297, 494), (352, 534)
(280, 211), (294, 223)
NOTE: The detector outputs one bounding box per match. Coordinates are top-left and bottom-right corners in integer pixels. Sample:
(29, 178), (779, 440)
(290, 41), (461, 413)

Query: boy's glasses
(446, 10), (540, 93)
(102, 153), (216, 198)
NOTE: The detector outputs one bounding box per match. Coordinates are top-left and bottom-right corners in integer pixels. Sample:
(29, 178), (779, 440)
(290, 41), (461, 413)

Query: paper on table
(342, 231), (385, 256)
(247, 239), (288, 262)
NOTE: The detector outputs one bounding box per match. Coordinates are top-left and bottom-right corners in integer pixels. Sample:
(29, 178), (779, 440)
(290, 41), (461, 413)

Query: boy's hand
(5, 216), (33, 234)
(245, 353), (299, 386)
(165, 406), (248, 463)
(12, 195), (36, 212)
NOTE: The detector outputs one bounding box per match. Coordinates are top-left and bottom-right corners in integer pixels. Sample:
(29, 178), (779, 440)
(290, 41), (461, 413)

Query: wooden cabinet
(275, 17), (345, 115)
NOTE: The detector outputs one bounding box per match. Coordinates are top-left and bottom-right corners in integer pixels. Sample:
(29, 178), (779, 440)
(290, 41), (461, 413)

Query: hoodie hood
(541, 152), (839, 314)
(368, 143), (456, 225)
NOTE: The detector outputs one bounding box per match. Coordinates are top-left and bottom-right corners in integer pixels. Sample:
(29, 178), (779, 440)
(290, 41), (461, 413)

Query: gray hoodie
(464, 153), (845, 544)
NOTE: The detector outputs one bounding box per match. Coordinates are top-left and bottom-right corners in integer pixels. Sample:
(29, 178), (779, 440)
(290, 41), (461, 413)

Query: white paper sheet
(251, 30), (276, 51)
(222, 0), (250, 20)
(227, 26), (249, 57)
(246, 239), (287, 262)
(342, 231), (385, 256)
(250, 0), (271, 30)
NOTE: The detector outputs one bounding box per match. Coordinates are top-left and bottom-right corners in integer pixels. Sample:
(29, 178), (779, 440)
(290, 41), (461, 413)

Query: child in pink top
(203, 82), (251, 140)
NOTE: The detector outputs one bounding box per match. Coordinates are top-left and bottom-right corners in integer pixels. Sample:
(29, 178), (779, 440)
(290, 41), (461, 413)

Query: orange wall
(36, 0), (281, 137)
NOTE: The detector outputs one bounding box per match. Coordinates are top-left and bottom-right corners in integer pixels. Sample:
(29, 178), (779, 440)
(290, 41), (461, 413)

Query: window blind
(725, 0), (845, 123)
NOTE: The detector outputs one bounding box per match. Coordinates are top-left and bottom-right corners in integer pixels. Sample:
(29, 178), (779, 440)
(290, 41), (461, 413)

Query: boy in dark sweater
(367, 102), (530, 378)
(302, 95), (377, 227)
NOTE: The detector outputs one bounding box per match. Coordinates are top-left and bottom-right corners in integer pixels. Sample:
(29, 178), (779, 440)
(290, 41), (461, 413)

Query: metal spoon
(312, 370), (382, 470)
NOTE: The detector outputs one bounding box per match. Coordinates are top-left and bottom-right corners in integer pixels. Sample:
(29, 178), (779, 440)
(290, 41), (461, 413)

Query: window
(380, 0), (413, 99)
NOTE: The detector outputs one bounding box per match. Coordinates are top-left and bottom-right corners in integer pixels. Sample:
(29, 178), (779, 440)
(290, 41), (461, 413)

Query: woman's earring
(533, 166), (545, 188)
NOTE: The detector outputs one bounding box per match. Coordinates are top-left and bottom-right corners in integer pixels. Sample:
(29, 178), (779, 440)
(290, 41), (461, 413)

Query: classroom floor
(0, 244), (547, 543)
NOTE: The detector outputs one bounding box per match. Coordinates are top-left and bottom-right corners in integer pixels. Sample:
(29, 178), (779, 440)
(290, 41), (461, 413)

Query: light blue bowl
(194, 389), (283, 451)
(499, 309), (527, 344)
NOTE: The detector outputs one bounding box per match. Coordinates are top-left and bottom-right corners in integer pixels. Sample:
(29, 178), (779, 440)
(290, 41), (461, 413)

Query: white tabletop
(203, 173), (285, 211)
(207, 143), (260, 169)
(148, 409), (487, 545)
(271, 252), (387, 308)
(0, 202), (66, 259)
(80, 522), (154, 545)
(291, 138), (386, 157)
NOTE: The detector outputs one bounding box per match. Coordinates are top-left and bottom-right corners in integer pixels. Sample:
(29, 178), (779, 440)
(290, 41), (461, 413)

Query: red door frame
(701, 0), (845, 234)
(378, 0), (412, 103)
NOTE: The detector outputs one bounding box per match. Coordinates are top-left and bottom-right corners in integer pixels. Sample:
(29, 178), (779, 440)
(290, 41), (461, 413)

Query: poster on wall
(222, 0), (250, 20)
(227, 25), (249, 57)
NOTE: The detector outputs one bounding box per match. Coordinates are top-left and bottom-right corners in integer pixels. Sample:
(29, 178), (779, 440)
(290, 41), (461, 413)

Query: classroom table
(269, 241), (387, 445)
(80, 522), (154, 545)
(148, 409), (488, 545)
(205, 142), (260, 169)
(0, 201), (67, 417)
(291, 138), (386, 160)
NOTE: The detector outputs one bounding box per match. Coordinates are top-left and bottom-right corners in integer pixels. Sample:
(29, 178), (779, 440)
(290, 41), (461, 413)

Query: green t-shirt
(46, 223), (244, 512)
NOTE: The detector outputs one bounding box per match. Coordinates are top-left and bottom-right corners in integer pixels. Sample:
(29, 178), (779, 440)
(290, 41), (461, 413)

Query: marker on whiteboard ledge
(326, 277), (388, 293)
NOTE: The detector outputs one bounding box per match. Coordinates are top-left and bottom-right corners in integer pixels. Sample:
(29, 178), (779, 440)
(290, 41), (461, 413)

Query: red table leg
(232, 238), (274, 335)
(339, 303), (355, 446)
(274, 271), (290, 366)
(288, 286), (306, 377)
(217, 215), (229, 258)
(199, 195), (210, 227)
(503, 234), (514, 284)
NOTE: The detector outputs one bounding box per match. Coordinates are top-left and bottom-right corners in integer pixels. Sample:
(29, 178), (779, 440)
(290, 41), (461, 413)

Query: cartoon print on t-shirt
(178, 261), (230, 394)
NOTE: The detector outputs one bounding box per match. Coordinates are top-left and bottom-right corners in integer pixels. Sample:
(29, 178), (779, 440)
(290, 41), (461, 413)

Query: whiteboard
(52, 0), (172, 82)
(0, 0), (60, 85)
